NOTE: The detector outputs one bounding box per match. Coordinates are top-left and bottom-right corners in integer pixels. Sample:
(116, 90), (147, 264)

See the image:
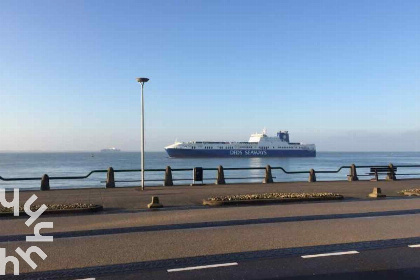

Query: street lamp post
(136, 77), (149, 190)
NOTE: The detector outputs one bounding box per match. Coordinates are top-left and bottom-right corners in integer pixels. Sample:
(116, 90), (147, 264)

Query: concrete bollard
(163, 166), (173, 186)
(386, 163), (396, 181)
(216, 165), (226, 185)
(106, 167), (115, 188)
(348, 164), (359, 181)
(148, 196), (163, 209)
(263, 165), (273, 184)
(308, 169), (316, 182)
(369, 187), (386, 198)
(40, 174), (50, 191)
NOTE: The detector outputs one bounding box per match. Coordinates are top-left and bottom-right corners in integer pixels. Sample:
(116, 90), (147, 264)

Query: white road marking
(75, 278), (95, 280)
(408, 244), (420, 248)
(301, 250), (359, 258)
(167, 262), (238, 272)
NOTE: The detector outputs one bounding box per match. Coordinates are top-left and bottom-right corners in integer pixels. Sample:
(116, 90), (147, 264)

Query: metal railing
(1, 164), (420, 190)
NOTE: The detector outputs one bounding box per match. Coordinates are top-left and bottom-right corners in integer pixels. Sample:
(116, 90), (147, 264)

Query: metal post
(348, 164), (358, 181)
(387, 163), (396, 181)
(263, 165), (273, 183)
(308, 169), (316, 182)
(141, 82), (145, 190)
(136, 77), (149, 191)
(40, 174), (50, 191)
(216, 165), (226, 185)
(164, 166), (173, 186)
(106, 167), (115, 188)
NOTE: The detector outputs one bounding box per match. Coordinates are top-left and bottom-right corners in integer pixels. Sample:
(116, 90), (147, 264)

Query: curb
(0, 205), (103, 217)
(203, 196), (344, 206)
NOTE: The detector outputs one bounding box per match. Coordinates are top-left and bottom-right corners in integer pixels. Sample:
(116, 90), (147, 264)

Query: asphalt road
(2, 199), (419, 279)
(96, 245), (420, 280)
(6, 240), (420, 279)
(3, 212), (420, 274)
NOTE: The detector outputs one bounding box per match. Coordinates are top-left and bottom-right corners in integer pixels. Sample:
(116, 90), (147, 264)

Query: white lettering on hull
(230, 150), (268, 156)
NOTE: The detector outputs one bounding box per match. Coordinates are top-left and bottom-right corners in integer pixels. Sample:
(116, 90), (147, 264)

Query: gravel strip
(399, 188), (420, 196)
(0, 203), (97, 213)
(207, 192), (342, 202)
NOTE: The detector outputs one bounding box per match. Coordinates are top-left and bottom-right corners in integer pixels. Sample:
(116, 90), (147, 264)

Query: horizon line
(1, 150), (420, 153)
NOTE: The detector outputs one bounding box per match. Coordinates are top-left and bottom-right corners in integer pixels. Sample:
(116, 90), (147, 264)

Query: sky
(0, 0), (419, 152)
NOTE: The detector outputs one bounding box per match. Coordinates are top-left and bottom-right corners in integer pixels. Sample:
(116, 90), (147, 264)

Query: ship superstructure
(165, 130), (316, 158)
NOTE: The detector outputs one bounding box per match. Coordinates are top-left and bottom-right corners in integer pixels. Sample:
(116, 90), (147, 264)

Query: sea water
(0, 152), (419, 190)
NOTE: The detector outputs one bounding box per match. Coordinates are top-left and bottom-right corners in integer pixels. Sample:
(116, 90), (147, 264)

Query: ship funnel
(277, 131), (289, 142)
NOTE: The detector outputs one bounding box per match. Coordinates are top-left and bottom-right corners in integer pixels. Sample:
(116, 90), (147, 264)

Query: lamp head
(136, 77), (149, 83)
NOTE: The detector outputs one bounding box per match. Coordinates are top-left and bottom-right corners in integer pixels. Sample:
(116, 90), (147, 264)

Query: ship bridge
(249, 130), (290, 143)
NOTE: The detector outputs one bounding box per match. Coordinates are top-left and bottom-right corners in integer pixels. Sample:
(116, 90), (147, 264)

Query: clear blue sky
(1, 0), (419, 151)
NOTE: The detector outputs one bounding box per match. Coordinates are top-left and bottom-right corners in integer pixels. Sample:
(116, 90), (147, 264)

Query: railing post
(216, 165), (226, 185)
(106, 167), (115, 188)
(386, 163), (396, 181)
(163, 166), (173, 186)
(263, 165), (273, 183)
(372, 169), (379, 181)
(308, 169), (316, 182)
(40, 174), (50, 191)
(348, 164), (359, 181)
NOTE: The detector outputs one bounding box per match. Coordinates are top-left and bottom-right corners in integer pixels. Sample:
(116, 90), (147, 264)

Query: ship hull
(165, 148), (316, 158)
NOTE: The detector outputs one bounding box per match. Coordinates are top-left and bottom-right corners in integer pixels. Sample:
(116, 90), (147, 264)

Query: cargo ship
(165, 130), (316, 158)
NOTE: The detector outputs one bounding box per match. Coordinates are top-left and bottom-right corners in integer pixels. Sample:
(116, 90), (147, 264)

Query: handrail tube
(223, 167), (266, 170)
(0, 177), (42, 181)
(114, 168), (194, 172)
(272, 166), (350, 174)
(115, 169), (164, 172)
(356, 165), (392, 168)
(0, 169), (107, 181)
(271, 167), (308, 174)
(1, 164), (420, 183)
(170, 168), (194, 171)
(315, 171), (345, 174)
(50, 170), (107, 180)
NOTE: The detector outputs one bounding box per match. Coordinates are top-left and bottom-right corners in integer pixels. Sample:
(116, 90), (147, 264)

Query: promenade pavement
(4, 178), (420, 211)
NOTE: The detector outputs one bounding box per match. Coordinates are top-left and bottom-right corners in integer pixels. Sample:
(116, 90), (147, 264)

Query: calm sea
(1, 152), (419, 190)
